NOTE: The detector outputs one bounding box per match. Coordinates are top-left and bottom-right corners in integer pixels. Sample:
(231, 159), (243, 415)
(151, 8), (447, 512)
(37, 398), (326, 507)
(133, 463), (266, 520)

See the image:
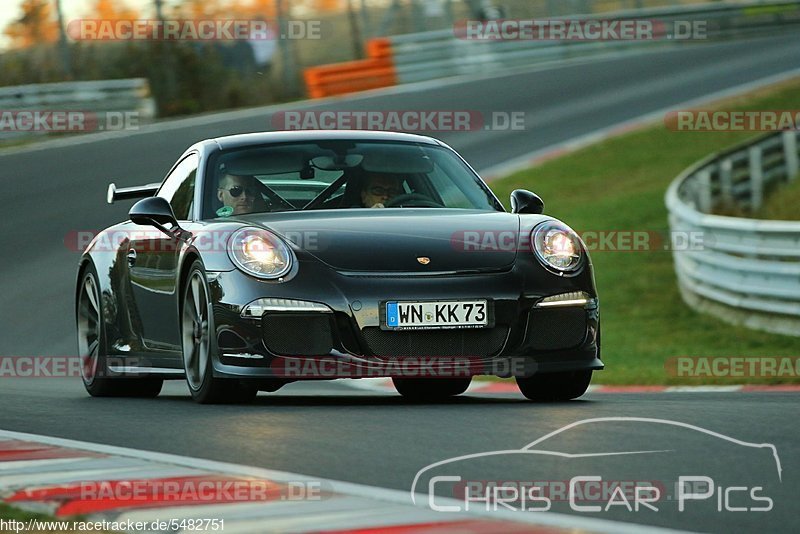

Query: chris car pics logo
(411, 417), (780, 514)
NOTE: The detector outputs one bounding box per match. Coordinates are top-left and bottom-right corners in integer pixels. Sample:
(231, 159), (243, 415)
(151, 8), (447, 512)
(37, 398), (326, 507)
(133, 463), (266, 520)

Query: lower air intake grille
(262, 313), (334, 356)
(361, 327), (508, 358)
(526, 308), (587, 350)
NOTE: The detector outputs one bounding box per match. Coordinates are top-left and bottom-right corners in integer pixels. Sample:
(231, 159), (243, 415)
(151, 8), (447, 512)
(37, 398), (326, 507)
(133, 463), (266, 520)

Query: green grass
(0, 503), (111, 533)
(0, 137), (36, 150)
(0, 503), (74, 532)
(489, 79), (800, 385)
(0, 502), (51, 522)
(758, 178), (800, 221)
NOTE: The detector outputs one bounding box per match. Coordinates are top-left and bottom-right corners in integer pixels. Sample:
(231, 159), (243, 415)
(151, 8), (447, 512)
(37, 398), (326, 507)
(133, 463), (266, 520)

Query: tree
(4, 0), (59, 49)
(174, 0), (227, 19)
(90, 0), (140, 20)
(313, 0), (343, 11)
(226, 0), (276, 18)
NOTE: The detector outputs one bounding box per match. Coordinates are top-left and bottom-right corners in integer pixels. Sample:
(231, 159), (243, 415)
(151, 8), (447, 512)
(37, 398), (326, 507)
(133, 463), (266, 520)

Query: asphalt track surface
(1, 378), (798, 533)
(1, 34), (799, 532)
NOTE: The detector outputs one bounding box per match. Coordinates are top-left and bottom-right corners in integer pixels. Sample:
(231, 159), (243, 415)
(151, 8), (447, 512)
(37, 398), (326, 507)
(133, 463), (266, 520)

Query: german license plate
(384, 300), (488, 330)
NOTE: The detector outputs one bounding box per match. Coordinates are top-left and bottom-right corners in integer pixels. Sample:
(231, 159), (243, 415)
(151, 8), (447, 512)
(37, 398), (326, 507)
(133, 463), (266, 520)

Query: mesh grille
(362, 327), (508, 358)
(526, 308), (587, 350)
(262, 313), (334, 356)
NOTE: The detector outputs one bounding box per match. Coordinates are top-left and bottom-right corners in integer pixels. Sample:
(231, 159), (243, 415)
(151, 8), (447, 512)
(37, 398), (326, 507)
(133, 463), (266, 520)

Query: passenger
(360, 174), (404, 208)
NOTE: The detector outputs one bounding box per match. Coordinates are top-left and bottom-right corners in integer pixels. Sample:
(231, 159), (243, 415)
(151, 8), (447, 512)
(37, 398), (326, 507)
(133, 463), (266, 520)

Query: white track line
(337, 380), (798, 394)
(0, 457), (87, 471)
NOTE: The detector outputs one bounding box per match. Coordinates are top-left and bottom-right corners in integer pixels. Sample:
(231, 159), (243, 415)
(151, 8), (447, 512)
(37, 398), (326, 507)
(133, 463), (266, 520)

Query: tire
(77, 265), (163, 398)
(181, 260), (257, 404)
(392, 377), (472, 401)
(516, 370), (592, 402)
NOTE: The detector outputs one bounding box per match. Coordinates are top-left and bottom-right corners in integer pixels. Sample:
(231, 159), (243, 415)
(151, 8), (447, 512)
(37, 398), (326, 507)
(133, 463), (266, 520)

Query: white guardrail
(0, 78), (156, 139)
(386, 0), (800, 85)
(665, 130), (800, 337)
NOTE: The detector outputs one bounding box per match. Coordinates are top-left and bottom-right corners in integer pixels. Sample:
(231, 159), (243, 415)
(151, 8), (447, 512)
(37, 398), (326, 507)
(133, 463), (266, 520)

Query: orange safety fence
(304, 38), (397, 98)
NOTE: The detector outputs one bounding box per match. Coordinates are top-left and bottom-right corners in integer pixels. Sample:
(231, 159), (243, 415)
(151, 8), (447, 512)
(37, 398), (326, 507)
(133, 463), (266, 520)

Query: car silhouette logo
(417, 257), (431, 265)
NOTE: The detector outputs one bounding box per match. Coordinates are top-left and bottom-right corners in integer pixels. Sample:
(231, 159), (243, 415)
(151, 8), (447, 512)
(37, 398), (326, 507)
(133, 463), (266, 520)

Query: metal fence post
(697, 168), (713, 213)
(55, 0), (72, 78)
(719, 158), (734, 207)
(359, 0), (371, 39)
(377, 0), (401, 37)
(784, 130), (799, 182)
(749, 146), (764, 212)
(276, 0), (299, 96)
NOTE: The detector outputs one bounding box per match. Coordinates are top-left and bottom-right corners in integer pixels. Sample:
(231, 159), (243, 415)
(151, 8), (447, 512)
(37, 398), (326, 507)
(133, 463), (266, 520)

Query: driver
(361, 173), (404, 208)
(217, 173), (263, 216)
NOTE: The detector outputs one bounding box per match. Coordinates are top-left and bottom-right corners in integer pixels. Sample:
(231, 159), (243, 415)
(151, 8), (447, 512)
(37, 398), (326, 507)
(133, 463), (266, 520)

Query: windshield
(202, 140), (502, 218)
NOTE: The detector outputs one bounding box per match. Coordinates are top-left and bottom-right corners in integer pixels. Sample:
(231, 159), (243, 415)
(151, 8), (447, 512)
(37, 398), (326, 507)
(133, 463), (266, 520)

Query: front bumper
(208, 259), (602, 380)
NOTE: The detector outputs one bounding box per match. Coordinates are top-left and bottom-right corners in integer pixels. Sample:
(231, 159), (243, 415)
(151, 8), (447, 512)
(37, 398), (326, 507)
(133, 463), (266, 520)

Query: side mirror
(129, 197), (189, 241)
(510, 189), (545, 214)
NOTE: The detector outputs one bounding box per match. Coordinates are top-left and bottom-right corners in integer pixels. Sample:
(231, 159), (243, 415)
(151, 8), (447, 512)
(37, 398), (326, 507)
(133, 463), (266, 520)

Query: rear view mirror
(310, 155), (364, 170)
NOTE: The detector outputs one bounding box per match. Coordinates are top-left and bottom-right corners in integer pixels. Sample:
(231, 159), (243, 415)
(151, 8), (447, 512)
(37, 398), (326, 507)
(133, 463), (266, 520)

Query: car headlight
(532, 221), (584, 273)
(228, 227), (293, 279)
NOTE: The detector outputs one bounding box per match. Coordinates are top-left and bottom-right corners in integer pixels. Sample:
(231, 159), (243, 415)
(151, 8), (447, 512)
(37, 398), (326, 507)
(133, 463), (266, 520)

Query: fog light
(241, 298), (332, 318)
(535, 291), (594, 308)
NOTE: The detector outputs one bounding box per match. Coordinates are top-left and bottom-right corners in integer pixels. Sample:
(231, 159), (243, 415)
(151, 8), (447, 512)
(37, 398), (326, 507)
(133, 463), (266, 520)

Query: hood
(241, 209), (520, 273)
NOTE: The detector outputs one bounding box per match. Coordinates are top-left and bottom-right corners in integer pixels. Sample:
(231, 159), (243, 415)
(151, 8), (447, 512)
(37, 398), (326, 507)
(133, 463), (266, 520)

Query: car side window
(159, 153), (199, 221)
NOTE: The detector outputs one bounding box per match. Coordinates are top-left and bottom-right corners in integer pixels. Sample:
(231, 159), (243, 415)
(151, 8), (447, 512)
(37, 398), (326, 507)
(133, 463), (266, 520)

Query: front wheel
(392, 377), (471, 401)
(181, 261), (257, 404)
(516, 370), (592, 402)
(77, 266), (162, 398)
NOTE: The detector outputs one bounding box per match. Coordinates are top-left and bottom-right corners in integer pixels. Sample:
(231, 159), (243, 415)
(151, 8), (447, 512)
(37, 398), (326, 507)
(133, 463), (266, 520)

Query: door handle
(127, 248), (137, 267)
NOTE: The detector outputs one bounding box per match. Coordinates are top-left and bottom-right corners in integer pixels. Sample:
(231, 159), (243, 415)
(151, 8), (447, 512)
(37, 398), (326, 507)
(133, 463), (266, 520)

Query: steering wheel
(384, 193), (444, 208)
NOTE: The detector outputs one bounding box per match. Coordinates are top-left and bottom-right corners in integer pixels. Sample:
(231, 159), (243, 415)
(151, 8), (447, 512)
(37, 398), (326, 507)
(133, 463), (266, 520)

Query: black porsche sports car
(76, 130), (601, 403)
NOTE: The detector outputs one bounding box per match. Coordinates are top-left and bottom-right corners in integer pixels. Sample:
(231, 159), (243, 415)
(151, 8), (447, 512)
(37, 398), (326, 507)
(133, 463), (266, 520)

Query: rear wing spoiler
(107, 182), (160, 204)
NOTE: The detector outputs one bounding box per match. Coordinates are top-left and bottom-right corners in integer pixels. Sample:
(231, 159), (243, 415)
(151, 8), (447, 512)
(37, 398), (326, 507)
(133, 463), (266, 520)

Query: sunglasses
(221, 186), (258, 198)
(368, 186), (402, 197)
